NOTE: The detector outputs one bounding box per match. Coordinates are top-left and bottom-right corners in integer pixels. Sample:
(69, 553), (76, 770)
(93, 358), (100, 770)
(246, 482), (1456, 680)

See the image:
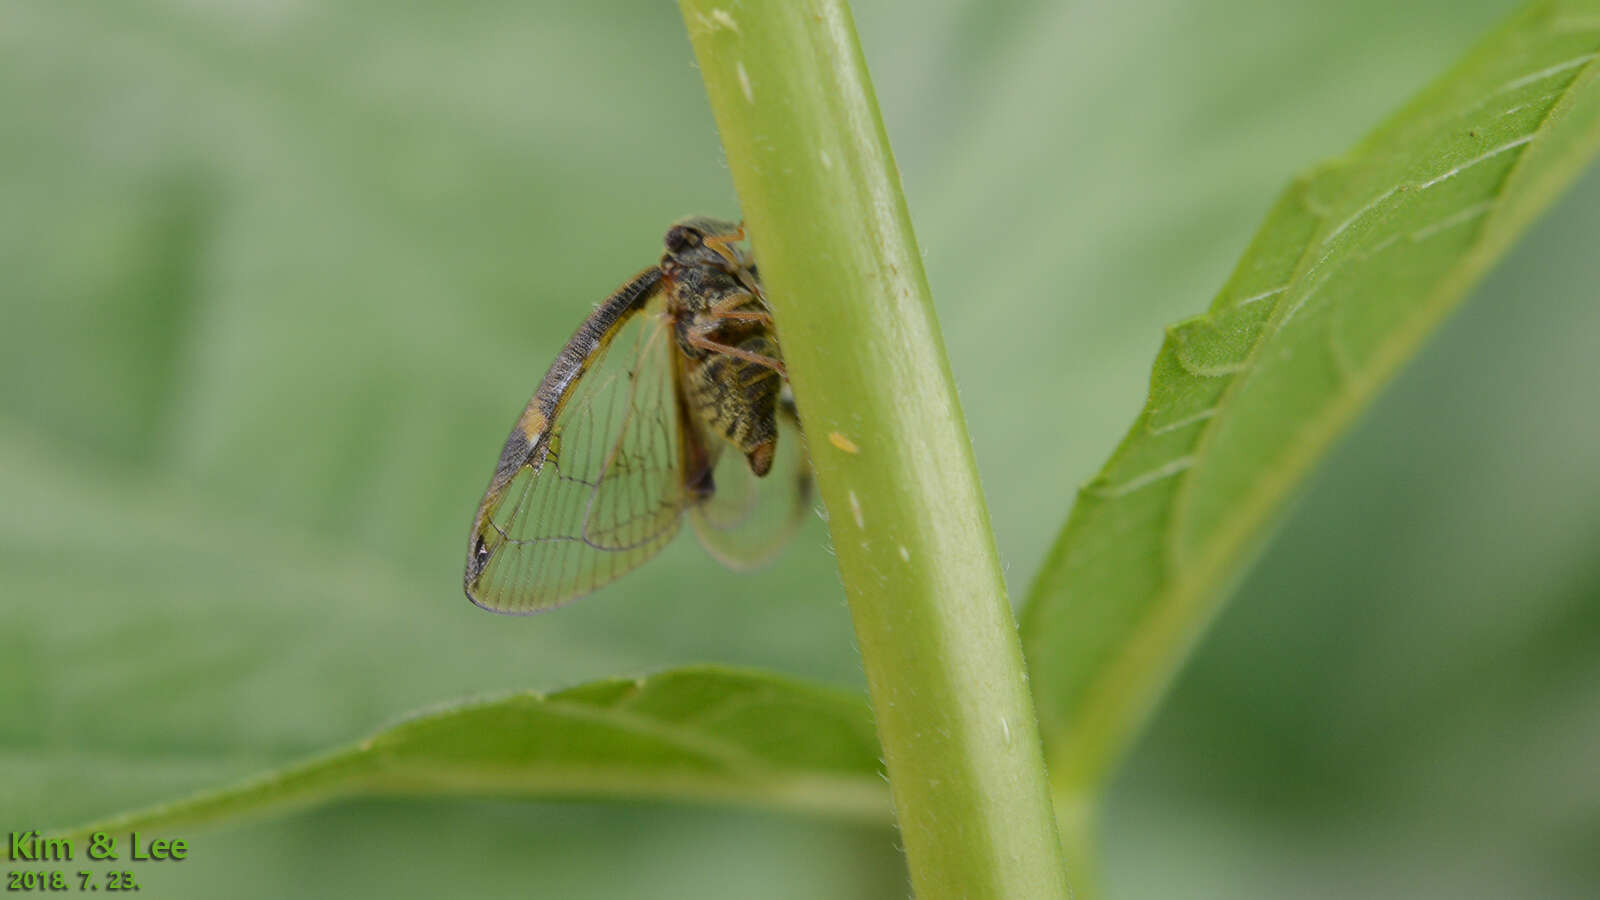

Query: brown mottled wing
(465, 268), (685, 613)
(688, 393), (813, 570)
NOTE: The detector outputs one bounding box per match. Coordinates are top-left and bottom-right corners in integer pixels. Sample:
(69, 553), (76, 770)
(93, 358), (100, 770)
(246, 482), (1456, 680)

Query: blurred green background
(4, 0), (1598, 897)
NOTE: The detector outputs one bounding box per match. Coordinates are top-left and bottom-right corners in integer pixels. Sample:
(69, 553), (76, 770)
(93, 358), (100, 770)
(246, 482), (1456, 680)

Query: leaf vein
(1089, 457), (1196, 498)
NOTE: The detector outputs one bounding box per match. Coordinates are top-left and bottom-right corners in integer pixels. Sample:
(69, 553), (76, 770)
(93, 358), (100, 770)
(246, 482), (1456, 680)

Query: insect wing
(689, 395), (813, 570)
(466, 271), (684, 612)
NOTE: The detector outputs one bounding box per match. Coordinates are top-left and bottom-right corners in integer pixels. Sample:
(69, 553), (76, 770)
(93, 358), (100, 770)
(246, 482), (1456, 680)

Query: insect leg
(686, 330), (787, 377)
(702, 290), (776, 327)
(708, 308), (775, 325)
(702, 222), (747, 261)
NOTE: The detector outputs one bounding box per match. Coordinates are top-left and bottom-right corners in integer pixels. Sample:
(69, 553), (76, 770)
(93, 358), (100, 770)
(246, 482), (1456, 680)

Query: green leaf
(1021, 1), (1600, 796)
(48, 666), (889, 839)
(9, 0), (1600, 896)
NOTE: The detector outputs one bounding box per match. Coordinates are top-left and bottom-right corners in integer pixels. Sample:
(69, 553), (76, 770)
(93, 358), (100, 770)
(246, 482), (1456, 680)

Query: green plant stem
(679, 3), (1071, 897)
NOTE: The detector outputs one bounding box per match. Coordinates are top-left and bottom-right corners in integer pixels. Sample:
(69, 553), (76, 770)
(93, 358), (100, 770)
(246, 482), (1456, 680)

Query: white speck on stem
(709, 8), (740, 32)
(898, 545), (910, 562)
(736, 61), (753, 103)
(848, 490), (865, 529)
(1001, 717), (1011, 746)
(820, 149), (833, 169)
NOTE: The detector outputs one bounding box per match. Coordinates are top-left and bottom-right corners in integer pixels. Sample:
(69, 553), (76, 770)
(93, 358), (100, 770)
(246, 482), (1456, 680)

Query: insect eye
(664, 225), (702, 253)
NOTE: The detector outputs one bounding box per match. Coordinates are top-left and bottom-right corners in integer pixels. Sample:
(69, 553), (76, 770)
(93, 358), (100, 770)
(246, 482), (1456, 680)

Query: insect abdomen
(687, 333), (781, 476)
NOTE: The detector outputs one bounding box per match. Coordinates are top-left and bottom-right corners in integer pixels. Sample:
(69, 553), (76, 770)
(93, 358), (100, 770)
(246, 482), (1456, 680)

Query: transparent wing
(689, 394), (813, 570)
(466, 271), (685, 613)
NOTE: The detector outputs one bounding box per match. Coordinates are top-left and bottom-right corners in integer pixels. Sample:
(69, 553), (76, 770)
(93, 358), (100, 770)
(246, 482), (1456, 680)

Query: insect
(464, 217), (812, 613)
